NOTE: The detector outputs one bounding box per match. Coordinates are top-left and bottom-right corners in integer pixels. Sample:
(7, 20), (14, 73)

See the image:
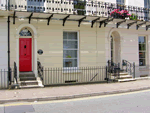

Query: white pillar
(34, 35), (38, 77)
(16, 35), (19, 79)
(148, 35), (150, 69)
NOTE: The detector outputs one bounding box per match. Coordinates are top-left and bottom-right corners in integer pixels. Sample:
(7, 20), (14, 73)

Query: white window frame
(63, 30), (79, 70)
(116, 0), (125, 5)
(138, 35), (147, 68)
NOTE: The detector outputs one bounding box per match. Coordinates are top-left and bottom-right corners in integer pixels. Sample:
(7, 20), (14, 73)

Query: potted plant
(66, 55), (71, 58)
(65, 55), (72, 67)
(129, 13), (138, 20)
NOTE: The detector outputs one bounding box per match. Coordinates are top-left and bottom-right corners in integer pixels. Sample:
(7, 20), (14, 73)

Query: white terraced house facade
(0, 0), (150, 89)
(0, 0), (75, 13)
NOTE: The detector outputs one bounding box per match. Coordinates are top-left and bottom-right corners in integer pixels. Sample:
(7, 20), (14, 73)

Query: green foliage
(66, 55), (71, 58)
(129, 13), (138, 20)
(74, 0), (86, 15)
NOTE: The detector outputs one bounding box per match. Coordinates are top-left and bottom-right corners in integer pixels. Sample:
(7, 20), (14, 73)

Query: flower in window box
(110, 9), (131, 19)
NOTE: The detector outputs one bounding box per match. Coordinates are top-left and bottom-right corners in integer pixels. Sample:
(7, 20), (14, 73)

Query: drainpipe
(7, 16), (10, 85)
(6, 0), (7, 10)
(8, 0), (10, 11)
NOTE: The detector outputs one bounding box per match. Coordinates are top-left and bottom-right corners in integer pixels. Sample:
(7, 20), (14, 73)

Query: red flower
(127, 14), (131, 16)
(110, 9), (131, 18)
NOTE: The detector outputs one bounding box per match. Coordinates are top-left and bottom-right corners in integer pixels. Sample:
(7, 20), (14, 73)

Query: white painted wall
(126, 0), (144, 7)
(0, 17), (8, 89)
(0, 18), (8, 70)
(0, 0), (6, 10)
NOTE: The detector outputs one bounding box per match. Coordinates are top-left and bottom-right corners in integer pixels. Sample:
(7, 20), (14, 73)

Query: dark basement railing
(14, 62), (18, 84)
(37, 61), (44, 81)
(122, 59), (135, 78)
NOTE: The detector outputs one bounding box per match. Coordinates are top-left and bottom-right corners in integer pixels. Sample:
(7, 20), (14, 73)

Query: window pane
(116, 0), (124, 4)
(139, 52), (145, 58)
(63, 50), (77, 58)
(63, 41), (78, 49)
(139, 44), (146, 51)
(138, 36), (145, 43)
(68, 32), (77, 40)
(63, 32), (67, 39)
(19, 29), (32, 36)
(63, 59), (77, 67)
(139, 59), (146, 66)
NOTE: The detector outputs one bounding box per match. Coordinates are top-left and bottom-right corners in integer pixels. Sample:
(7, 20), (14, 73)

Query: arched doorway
(16, 24), (38, 78)
(110, 31), (121, 64)
(19, 28), (33, 72)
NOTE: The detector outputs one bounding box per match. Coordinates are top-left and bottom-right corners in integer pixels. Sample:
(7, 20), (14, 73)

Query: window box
(110, 9), (131, 19)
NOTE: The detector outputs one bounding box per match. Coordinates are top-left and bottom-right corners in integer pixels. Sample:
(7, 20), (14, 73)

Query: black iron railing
(0, 69), (9, 89)
(107, 60), (120, 79)
(122, 59), (135, 78)
(9, 67), (11, 85)
(37, 61), (44, 81)
(14, 62), (18, 84)
(42, 66), (108, 85)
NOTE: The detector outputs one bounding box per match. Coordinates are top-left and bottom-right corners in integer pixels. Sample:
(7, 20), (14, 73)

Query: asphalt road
(1, 89), (150, 113)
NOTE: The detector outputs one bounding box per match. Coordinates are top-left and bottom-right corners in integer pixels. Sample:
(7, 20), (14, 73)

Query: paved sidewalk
(1, 79), (150, 104)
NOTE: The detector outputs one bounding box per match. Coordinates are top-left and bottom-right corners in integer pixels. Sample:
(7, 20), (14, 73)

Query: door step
(117, 75), (133, 79)
(20, 77), (36, 81)
(18, 72), (44, 89)
(119, 73), (128, 75)
(19, 85), (44, 89)
(19, 80), (38, 86)
(20, 72), (34, 74)
(112, 73), (128, 76)
(118, 78), (136, 82)
(18, 79), (44, 89)
(19, 74), (35, 77)
(19, 72), (35, 77)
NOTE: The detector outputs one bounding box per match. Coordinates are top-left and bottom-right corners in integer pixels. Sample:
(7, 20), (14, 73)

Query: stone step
(119, 73), (128, 75)
(118, 78), (136, 82)
(20, 72), (34, 75)
(118, 75), (133, 79)
(19, 74), (35, 77)
(19, 81), (38, 86)
(112, 73), (128, 76)
(19, 72), (35, 77)
(19, 85), (44, 89)
(20, 77), (36, 81)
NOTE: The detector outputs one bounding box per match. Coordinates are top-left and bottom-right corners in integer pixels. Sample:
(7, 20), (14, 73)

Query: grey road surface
(1, 90), (150, 113)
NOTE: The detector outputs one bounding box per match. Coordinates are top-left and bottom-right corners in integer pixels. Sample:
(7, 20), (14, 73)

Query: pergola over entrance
(6, 11), (150, 30)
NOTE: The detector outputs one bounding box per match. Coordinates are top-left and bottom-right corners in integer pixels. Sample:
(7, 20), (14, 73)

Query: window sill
(139, 66), (149, 71)
(62, 68), (82, 73)
(63, 70), (82, 74)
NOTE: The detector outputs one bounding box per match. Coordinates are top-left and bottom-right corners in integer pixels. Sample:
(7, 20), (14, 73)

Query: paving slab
(1, 79), (150, 104)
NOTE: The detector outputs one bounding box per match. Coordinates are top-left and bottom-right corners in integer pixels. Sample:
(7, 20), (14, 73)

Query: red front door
(19, 38), (32, 72)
